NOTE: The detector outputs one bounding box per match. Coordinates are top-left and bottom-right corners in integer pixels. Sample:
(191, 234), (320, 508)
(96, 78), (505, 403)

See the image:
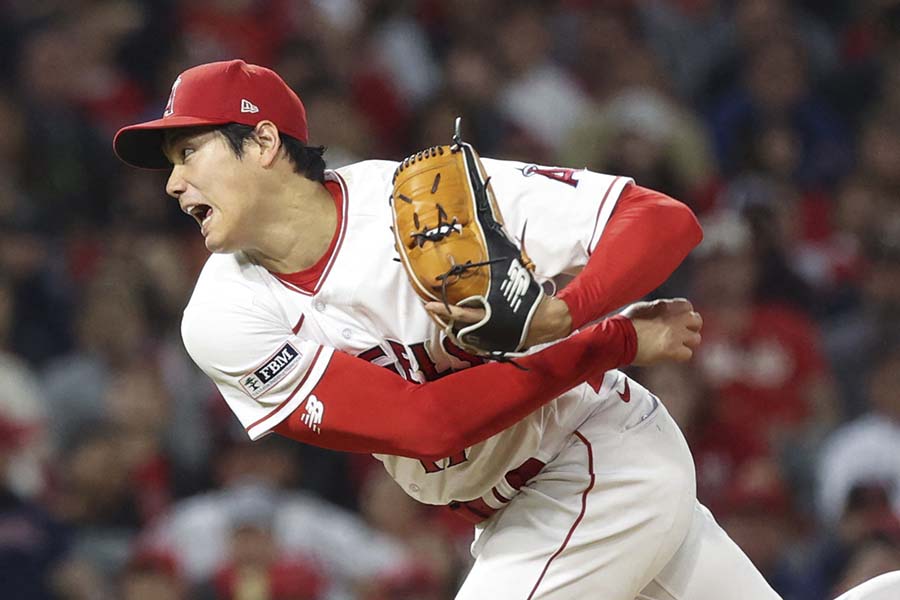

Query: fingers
(665, 304), (702, 330)
(670, 337), (701, 362)
(672, 324), (702, 362)
(672, 346), (694, 362)
(657, 309), (703, 363)
(684, 330), (702, 350)
(686, 310), (703, 332)
(659, 297), (693, 315)
(424, 301), (485, 324)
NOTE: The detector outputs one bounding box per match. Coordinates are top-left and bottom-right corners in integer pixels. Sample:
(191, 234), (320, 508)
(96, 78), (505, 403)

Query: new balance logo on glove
(501, 259), (531, 313)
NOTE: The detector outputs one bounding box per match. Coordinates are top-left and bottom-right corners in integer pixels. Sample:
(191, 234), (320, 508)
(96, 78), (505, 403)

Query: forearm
(557, 184), (703, 329)
(275, 316), (637, 459)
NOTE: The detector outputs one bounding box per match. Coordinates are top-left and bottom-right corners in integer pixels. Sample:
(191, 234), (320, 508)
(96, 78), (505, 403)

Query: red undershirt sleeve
(557, 184), (703, 329)
(274, 315), (637, 460)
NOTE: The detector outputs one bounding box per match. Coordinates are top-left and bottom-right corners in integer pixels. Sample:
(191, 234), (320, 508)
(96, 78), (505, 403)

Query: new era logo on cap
(241, 99), (259, 113)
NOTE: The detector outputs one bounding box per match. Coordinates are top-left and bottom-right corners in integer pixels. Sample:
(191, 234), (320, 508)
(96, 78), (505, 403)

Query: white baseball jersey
(181, 157), (633, 507)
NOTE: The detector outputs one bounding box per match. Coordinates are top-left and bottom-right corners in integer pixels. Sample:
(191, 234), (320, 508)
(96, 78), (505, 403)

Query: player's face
(163, 130), (260, 253)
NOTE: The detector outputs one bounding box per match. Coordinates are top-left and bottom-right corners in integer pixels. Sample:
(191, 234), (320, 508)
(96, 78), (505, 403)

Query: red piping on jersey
(272, 173), (350, 295)
(527, 430), (595, 599)
(292, 314), (305, 334)
(586, 176), (622, 254)
(245, 345), (324, 433)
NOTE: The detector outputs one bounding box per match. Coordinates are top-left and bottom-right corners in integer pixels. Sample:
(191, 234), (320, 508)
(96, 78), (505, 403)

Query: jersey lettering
(419, 450), (468, 474)
(360, 338), (485, 384)
(408, 342), (451, 381)
(357, 346), (386, 362)
(442, 337), (486, 368)
(386, 340), (415, 380)
(357, 345), (402, 376)
(518, 164), (579, 187)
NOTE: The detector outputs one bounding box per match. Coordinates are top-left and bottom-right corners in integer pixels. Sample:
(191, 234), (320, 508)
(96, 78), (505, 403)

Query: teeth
(183, 204), (212, 228)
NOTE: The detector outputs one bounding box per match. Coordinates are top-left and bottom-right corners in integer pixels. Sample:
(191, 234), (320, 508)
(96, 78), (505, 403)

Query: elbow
(684, 209), (704, 249)
(665, 199), (703, 250)
(400, 410), (467, 461)
(408, 428), (466, 462)
(425, 435), (467, 462)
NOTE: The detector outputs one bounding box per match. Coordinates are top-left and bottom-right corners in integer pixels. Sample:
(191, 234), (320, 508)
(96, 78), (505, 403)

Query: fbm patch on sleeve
(239, 341), (301, 399)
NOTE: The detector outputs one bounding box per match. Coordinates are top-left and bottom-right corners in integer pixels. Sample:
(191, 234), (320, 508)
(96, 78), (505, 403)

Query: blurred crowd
(1, 0), (900, 598)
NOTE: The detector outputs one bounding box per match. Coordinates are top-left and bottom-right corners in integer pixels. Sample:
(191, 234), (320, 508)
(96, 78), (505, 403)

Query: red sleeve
(274, 315), (637, 460)
(557, 184), (703, 329)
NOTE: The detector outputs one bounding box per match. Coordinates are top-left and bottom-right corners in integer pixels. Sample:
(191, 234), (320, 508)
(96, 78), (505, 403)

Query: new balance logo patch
(301, 395), (324, 434)
(500, 259), (531, 313)
(240, 99), (260, 113)
(239, 342), (301, 398)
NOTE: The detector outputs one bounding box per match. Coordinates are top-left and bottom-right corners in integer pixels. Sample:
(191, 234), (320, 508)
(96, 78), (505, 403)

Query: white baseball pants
(455, 393), (782, 599)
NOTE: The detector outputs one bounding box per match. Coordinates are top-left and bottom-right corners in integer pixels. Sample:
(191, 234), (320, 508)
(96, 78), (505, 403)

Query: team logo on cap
(240, 99), (260, 114)
(163, 76), (182, 117)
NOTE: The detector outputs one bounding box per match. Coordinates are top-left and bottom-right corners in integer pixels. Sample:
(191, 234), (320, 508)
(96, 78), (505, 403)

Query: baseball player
(113, 60), (780, 599)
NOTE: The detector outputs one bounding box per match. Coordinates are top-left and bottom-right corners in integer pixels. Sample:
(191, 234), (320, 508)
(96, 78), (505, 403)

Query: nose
(166, 166), (186, 199)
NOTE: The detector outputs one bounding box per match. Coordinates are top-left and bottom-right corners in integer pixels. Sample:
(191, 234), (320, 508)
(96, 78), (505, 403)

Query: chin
(204, 236), (231, 254)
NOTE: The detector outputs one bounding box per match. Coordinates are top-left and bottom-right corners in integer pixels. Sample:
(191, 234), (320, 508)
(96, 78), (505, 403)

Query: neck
(246, 175), (337, 273)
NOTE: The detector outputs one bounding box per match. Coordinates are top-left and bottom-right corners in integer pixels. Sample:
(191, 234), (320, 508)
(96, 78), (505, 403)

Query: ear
(253, 121), (282, 168)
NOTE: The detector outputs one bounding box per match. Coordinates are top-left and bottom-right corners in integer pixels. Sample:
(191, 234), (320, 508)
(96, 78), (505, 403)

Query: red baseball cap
(114, 59), (309, 170)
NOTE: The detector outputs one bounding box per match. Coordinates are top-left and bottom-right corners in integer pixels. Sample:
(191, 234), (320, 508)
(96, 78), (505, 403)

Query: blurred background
(1, 0), (900, 598)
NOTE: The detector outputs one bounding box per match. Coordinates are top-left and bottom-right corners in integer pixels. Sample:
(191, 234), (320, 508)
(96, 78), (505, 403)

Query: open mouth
(186, 204), (213, 228)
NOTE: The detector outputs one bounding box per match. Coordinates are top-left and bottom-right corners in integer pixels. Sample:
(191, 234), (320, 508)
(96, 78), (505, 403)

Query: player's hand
(623, 298), (702, 366)
(424, 296), (573, 348)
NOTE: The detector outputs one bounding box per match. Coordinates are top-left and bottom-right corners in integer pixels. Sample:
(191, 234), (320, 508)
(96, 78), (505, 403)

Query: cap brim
(113, 115), (231, 170)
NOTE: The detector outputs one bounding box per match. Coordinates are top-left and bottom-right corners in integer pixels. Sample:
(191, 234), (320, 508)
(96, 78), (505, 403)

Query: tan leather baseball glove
(390, 119), (545, 357)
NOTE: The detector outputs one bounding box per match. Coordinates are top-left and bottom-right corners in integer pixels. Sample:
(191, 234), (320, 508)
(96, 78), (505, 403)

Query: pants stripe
(527, 430), (595, 599)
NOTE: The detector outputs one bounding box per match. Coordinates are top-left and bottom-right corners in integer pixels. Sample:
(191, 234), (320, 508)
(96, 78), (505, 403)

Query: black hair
(218, 123), (327, 183)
